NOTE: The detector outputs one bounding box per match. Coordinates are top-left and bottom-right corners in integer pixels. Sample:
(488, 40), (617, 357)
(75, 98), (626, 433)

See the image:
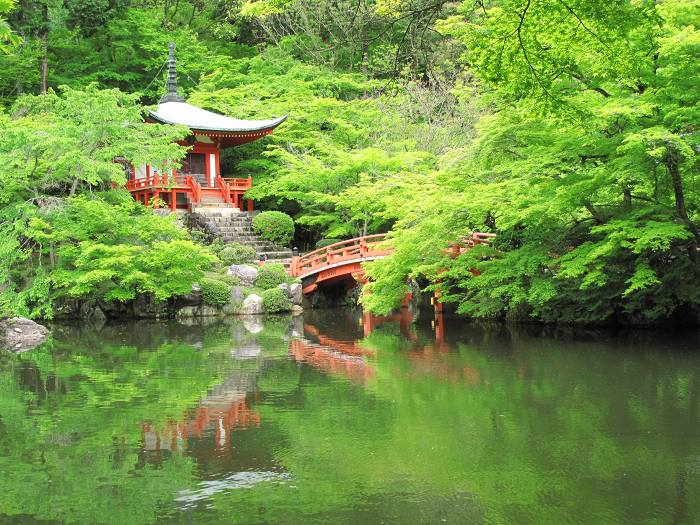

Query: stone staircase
(190, 191), (237, 210)
(196, 208), (293, 266)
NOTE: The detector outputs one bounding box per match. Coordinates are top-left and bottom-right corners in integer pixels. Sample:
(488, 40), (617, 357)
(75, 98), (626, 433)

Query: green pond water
(1, 309), (699, 524)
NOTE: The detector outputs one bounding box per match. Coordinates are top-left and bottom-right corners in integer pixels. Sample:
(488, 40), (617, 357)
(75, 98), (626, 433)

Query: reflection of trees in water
(2, 311), (700, 524)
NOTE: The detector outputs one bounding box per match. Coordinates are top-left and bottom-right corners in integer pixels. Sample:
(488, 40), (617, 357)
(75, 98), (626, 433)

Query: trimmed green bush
(219, 243), (256, 265)
(199, 278), (232, 306)
(252, 211), (295, 246)
(255, 263), (289, 290)
(261, 287), (292, 313)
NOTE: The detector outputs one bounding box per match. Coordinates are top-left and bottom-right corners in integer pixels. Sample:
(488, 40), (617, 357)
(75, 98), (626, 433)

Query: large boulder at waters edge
(239, 294), (263, 315)
(0, 317), (49, 352)
(227, 265), (258, 287)
(289, 283), (303, 306)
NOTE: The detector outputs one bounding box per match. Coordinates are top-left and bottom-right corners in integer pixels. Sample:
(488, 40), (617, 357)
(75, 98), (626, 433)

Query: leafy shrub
(209, 238), (225, 255)
(315, 238), (343, 249)
(219, 243), (256, 265)
(252, 211), (295, 246)
(199, 278), (232, 306)
(255, 263), (289, 290)
(261, 287), (292, 313)
(216, 274), (241, 286)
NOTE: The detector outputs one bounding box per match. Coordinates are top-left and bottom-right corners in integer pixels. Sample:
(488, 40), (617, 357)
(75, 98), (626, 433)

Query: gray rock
(278, 283), (290, 297)
(81, 302), (108, 321)
(291, 305), (304, 315)
(1, 317), (49, 352)
(289, 283), (303, 305)
(178, 283), (203, 306)
(227, 265), (258, 287)
(200, 305), (221, 317)
(175, 306), (199, 319)
(132, 295), (169, 319)
(230, 286), (245, 306)
(239, 294), (263, 315)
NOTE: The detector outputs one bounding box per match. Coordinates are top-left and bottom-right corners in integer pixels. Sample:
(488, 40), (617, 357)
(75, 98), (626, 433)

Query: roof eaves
(147, 110), (288, 133)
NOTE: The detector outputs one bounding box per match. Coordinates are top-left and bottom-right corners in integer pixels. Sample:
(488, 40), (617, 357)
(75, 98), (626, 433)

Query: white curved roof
(149, 101), (287, 133)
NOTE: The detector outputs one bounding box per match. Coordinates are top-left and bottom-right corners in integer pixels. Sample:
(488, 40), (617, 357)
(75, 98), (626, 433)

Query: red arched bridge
(288, 232), (495, 295)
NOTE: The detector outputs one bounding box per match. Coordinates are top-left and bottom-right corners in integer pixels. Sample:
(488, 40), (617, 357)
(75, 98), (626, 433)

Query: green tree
(0, 85), (215, 317)
(364, 0), (700, 324)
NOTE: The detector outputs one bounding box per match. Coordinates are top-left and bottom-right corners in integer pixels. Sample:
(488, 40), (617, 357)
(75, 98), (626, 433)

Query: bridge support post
(432, 290), (443, 314)
(290, 247), (300, 277)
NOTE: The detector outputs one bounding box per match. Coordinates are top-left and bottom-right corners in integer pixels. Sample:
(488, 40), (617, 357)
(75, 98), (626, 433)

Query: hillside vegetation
(0, 0), (698, 324)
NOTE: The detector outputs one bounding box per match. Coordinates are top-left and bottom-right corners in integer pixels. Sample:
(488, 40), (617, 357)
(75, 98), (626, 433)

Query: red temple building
(125, 43), (286, 212)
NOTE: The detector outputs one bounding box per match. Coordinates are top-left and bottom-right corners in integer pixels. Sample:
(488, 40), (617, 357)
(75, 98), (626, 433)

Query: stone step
(192, 207), (241, 215)
(210, 225), (250, 230)
(260, 260), (293, 266)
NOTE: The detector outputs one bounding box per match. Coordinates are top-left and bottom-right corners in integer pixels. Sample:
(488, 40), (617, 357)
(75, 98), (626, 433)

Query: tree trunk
(69, 177), (79, 197)
(665, 145), (700, 261)
(666, 148), (700, 238)
(623, 188), (631, 208)
(39, 3), (48, 94)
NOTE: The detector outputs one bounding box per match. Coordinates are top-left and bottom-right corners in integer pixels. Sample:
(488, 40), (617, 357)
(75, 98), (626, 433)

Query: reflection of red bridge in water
(290, 311), (481, 386)
(289, 322), (378, 383)
(142, 311), (481, 453)
(288, 233), (495, 295)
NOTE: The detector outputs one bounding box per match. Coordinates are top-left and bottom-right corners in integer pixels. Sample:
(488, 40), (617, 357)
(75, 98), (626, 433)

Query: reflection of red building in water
(142, 374), (261, 454)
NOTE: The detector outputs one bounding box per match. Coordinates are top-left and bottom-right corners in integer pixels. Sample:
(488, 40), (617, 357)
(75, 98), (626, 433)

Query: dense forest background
(0, 0), (698, 324)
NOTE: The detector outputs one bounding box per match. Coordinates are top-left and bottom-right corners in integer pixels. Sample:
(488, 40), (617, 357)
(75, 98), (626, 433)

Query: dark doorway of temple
(179, 153), (207, 186)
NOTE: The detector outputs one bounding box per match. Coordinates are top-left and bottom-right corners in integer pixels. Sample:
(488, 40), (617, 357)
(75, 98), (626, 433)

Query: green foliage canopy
(363, 0), (700, 324)
(0, 85), (214, 317)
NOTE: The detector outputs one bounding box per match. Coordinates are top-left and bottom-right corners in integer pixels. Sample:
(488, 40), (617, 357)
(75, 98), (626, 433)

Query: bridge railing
(289, 231), (496, 279)
(447, 232), (497, 257)
(289, 234), (391, 278)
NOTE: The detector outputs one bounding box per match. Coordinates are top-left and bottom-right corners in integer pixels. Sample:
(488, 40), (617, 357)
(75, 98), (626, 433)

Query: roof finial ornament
(161, 42), (185, 103)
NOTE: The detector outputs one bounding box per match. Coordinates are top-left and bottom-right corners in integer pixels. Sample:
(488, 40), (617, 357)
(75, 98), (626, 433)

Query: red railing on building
(125, 174), (254, 209)
(217, 176), (232, 204)
(186, 176), (202, 204)
(223, 177), (252, 190)
(125, 173), (190, 191)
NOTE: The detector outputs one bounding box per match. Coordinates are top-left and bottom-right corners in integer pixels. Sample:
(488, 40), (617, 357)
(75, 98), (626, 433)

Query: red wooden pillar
(247, 199), (253, 212)
(153, 190), (160, 209)
(432, 289), (443, 314)
(362, 311), (374, 338)
(171, 189), (176, 211)
(433, 312), (445, 345)
(204, 152), (211, 188)
(290, 253), (300, 277)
